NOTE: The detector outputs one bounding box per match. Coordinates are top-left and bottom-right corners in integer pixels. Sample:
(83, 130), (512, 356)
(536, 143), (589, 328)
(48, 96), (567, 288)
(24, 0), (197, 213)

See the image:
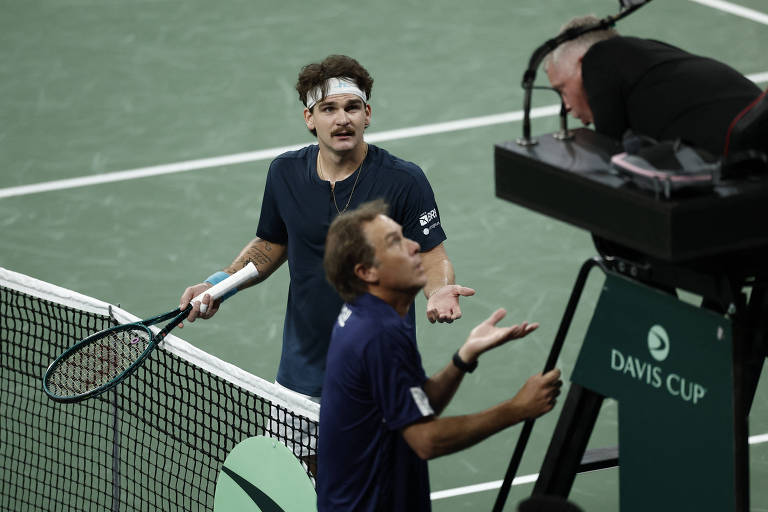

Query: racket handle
(192, 262), (259, 313)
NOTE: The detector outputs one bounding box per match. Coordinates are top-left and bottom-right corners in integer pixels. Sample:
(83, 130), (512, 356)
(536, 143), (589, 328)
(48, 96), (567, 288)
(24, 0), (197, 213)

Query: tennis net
(0, 267), (319, 511)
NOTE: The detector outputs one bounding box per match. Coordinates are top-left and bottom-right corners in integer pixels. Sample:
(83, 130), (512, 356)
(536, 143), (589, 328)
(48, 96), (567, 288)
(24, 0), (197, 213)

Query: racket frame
(42, 306), (191, 403)
(42, 263), (258, 403)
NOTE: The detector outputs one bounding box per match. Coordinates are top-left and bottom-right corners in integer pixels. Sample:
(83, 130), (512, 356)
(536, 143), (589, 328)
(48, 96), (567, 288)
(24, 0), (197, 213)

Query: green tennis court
(2, 0), (768, 510)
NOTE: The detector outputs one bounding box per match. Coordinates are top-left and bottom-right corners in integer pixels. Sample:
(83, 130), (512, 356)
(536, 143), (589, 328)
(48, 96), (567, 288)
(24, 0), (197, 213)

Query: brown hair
(296, 55), (374, 110)
(324, 199), (388, 303)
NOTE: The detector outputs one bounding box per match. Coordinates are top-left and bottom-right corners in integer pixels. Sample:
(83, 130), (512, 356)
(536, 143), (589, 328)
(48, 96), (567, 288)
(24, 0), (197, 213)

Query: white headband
(305, 77), (367, 109)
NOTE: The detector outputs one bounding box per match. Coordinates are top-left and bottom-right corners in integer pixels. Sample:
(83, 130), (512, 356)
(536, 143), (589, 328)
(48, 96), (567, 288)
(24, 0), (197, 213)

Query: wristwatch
(452, 350), (478, 373)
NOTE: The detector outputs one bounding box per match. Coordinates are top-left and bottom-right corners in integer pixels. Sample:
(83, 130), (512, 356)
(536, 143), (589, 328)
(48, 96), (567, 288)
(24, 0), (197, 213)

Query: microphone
(514, 25), (604, 147)
(516, 40), (561, 147)
(553, 96), (574, 141)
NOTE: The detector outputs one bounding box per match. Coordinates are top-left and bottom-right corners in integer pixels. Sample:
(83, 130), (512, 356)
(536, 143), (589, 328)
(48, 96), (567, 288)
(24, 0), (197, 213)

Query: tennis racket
(42, 263), (259, 403)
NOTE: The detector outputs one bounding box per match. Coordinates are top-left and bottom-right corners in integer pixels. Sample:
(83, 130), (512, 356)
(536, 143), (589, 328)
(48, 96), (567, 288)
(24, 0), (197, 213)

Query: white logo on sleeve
(337, 305), (352, 327)
(409, 387), (435, 416)
(419, 209), (437, 226)
(418, 209), (440, 236)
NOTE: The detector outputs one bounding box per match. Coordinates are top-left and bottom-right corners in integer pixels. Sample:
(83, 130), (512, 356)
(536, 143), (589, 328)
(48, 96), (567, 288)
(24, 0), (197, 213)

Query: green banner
(572, 274), (735, 511)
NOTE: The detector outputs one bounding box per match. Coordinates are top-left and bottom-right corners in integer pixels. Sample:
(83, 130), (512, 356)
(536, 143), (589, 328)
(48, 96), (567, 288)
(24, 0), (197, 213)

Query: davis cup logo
(611, 323), (705, 404)
(647, 324), (669, 362)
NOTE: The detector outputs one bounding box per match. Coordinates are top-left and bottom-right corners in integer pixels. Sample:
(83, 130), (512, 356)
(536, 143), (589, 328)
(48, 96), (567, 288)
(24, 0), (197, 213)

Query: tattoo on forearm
(248, 248), (273, 267)
(226, 240), (282, 278)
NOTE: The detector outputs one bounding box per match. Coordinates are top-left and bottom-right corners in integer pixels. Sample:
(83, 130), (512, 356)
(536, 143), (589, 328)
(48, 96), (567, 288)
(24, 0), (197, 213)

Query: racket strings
(46, 328), (152, 397)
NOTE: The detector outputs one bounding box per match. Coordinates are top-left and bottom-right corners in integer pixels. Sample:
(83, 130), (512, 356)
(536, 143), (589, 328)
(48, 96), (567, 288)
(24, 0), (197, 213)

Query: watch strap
(452, 350), (478, 373)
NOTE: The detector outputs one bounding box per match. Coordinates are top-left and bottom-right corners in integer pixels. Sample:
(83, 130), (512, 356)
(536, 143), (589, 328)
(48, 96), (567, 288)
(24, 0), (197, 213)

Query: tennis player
(178, 55), (473, 459)
(319, 200), (562, 511)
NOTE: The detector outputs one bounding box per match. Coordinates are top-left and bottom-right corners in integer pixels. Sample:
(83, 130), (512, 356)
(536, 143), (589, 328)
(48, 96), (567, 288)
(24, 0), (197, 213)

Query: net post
(111, 387), (121, 512)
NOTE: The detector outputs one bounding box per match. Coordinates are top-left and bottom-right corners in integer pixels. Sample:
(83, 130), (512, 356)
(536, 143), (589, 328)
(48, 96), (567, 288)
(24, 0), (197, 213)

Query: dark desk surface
(494, 128), (768, 262)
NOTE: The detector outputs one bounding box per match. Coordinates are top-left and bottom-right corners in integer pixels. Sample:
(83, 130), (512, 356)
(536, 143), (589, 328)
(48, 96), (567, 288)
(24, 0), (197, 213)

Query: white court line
(365, 105), (559, 144)
(1, 72), (766, 200)
(747, 71), (768, 84)
(430, 473), (538, 501)
(430, 431), (768, 501)
(0, 105), (558, 200)
(689, 0), (768, 25)
(0, 143), (307, 200)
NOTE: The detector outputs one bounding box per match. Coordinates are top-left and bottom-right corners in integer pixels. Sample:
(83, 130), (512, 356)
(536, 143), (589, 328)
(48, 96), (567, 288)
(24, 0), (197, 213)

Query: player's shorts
(269, 380), (320, 458)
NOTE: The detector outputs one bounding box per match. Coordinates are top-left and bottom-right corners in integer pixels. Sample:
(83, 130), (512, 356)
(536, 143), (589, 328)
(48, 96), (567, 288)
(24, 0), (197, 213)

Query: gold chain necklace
(317, 146), (367, 214)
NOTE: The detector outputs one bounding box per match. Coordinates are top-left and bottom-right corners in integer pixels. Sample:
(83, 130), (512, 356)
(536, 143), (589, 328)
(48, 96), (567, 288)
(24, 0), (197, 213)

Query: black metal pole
(492, 257), (605, 511)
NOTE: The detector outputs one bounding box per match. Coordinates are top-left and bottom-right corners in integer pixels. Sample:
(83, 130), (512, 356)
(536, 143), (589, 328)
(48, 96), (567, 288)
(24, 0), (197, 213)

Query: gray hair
(543, 15), (619, 73)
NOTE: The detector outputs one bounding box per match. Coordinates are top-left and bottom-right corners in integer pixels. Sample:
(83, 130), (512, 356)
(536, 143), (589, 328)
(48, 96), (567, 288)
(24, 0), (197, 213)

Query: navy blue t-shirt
(256, 144), (446, 396)
(318, 293), (434, 512)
